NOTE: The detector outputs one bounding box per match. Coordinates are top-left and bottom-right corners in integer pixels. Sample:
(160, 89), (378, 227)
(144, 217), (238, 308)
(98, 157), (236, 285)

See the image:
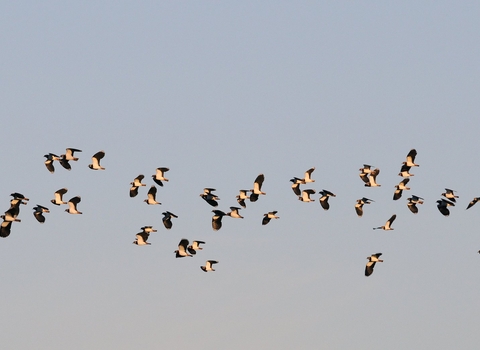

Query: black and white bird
(175, 239), (193, 258)
(11, 192), (29, 202)
(303, 167), (315, 183)
(289, 178), (303, 196)
(404, 149), (419, 167)
(201, 260), (218, 272)
(65, 196), (82, 214)
(365, 168), (381, 187)
(365, 253), (383, 277)
(141, 226), (157, 234)
(393, 178), (410, 200)
(250, 174), (266, 202)
(44, 153), (60, 173)
(355, 197), (374, 217)
(51, 188), (68, 205)
(299, 189), (316, 202)
(226, 206), (244, 219)
(187, 240), (205, 255)
(406, 195), (424, 214)
(200, 188), (220, 207)
(359, 164), (374, 184)
(373, 214), (396, 230)
(398, 164), (413, 178)
(152, 167), (169, 187)
(262, 211), (279, 225)
(144, 185), (161, 205)
(212, 210), (226, 231)
(236, 190), (249, 208)
(88, 151), (105, 170)
(437, 199), (455, 216)
(64, 148), (82, 161)
(442, 188), (458, 203)
(0, 220), (12, 238)
(33, 205), (50, 223)
(466, 197), (480, 210)
(133, 227), (156, 246)
(130, 175), (146, 198)
(162, 211), (178, 229)
(319, 190), (336, 210)
(58, 154), (72, 170)
(1, 208), (21, 222)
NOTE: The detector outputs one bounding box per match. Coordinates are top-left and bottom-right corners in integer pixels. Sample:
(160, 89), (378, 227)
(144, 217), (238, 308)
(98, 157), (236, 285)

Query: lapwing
(290, 178), (303, 196)
(373, 214), (396, 230)
(152, 167), (169, 187)
(407, 195), (424, 214)
(1, 208), (21, 222)
(319, 190), (336, 210)
(365, 253), (383, 277)
(398, 164), (413, 178)
(303, 167), (315, 183)
(365, 168), (381, 187)
(226, 206), (243, 218)
(355, 197), (374, 217)
(51, 188), (68, 205)
(262, 211), (279, 225)
(133, 230), (151, 246)
(65, 196), (82, 214)
(175, 239), (193, 258)
(88, 151), (105, 170)
(299, 189), (316, 202)
(442, 188), (458, 203)
(212, 210), (226, 231)
(201, 260), (218, 272)
(236, 190), (249, 208)
(44, 153), (60, 173)
(466, 197), (480, 210)
(200, 188), (220, 207)
(64, 148), (82, 161)
(33, 205), (50, 223)
(437, 199), (455, 216)
(130, 175), (146, 198)
(144, 185), (161, 205)
(405, 149), (419, 167)
(393, 178), (410, 200)
(58, 154), (71, 170)
(188, 240), (205, 255)
(250, 174), (266, 202)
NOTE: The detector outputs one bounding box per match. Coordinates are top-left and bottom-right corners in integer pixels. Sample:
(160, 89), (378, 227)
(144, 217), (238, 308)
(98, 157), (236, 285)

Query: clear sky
(1, 1), (480, 349)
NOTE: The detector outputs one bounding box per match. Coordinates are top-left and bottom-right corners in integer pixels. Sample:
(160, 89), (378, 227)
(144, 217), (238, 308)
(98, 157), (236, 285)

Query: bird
(365, 253), (383, 277)
(442, 188), (458, 203)
(175, 239), (193, 258)
(140, 226), (157, 234)
(437, 199), (455, 216)
(250, 174), (266, 202)
(11, 192), (29, 202)
(359, 164), (374, 184)
(133, 230), (151, 246)
(262, 211), (279, 225)
(393, 178), (410, 200)
(365, 168), (381, 187)
(226, 206), (243, 218)
(58, 154), (72, 170)
(200, 188), (220, 207)
(162, 211), (178, 229)
(130, 175), (146, 197)
(144, 185), (161, 205)
(201, 260), (218, 272)
(65, 196), (82, 214)
(406, 195), (424, 214)
(152, 167), (169, 186)
(51, 188), (68, 205)
(33, 205), (50, 223)
(289, 178), (303, 196)
(373, 214), (396, 230)
(212, 210), (226, 231)
(44, 153), (60, 173)
(303, 167), (315, 183)
(299, 189), (316, 202)
(398, 164), (413, 178)
(319, 190), (336, 210)
(64, 148), (82, 161)
(0, 220), (12, 238)
(88, 151), (105, 170)
(1, 208), (21, 222)
(355, 197), (374, 217)
(404, 149), (419, 167)
(187, 240), (205, 255)
(466, 197), (480, 210)
(236, 190), (249, 208)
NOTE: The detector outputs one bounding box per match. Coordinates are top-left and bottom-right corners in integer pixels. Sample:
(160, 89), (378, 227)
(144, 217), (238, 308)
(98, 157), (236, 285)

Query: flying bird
(299, 189), (316, 202)
(212, 210), (226, 231)
(51, 188), (68, 205)
(64, 148), (82, 161)
(188, 240), (205, 255)
(200, 188), (220, 207)
(437, 199), (455, 216)
(365, 253), (383, 277)
(44, 153), (60, 173)
(442, 188), (458, 203)
(262, 211), (279, 225)
(144, 185), (161, 205)
(303, 167), (315, 183)
(65, 196), (82, 214)
(226, 206), (243, 219)
(355, 197), (374, 217)
(406, 195), (424, 214)
(404, 149), (419, 167)
(58, 154), (71, 170)
(1, 208), (21, 222)
(88, 151), (105, 170)
(33, 205), (50, 223)
(250, 174), (266, 202)
(319, 190), (336, 210)
(290, 178), (303, 196)
(0, 221), (12, 238)
(152, 167), (169, 187)
(393, 178), (410, 200)
(466, 197), (480, 210)
(236, 190), (249, 208)
(201, 260), (218, 272)
(129, 175), (146, 198)
(162, 211), (178, 229)
(359, 164), (374, 184)
(175, 239), (193, 258)
(398, 164), (414, 178)
(133, 228), (153, 245)
(365, 168), (381, 187)
(373, 214), (396, 230)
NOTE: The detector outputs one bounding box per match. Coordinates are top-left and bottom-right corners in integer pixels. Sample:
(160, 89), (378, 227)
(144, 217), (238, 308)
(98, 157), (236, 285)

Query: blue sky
(1, 2), (480, 349)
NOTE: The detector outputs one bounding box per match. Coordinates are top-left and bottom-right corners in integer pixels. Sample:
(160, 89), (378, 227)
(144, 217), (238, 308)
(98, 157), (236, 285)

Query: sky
(1, 1), (480, 349)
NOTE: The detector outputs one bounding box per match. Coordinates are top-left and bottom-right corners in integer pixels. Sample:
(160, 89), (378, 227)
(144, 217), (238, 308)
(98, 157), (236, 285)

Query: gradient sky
(1, 2), (480, 349)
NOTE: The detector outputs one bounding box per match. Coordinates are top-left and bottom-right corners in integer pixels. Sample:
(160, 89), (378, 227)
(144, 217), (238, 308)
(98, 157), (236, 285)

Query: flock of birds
(2, 148), (480, 276)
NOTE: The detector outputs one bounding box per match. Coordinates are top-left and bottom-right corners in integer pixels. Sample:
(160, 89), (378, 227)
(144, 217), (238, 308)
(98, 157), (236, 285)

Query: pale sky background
(1, 1), (480, 349)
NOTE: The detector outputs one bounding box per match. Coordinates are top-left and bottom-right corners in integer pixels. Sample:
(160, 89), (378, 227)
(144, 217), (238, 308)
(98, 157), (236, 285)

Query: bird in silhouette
(212, 210), (226, 231)
(33, 205), (50, 223)
(393, 178), (410, 200)
(441, 188), (458, 203)
(64, 148), (82, 161)
(226, 206), (244, 219)
(44, 153), (60, 173)
(406, 195), (424, 214)
(466, 197), (480, 210)
(200, 188), (220, 207)
(365, 168), (381, 187)
(299, 189), (316, 202)
(162, 211), (178, 229)
(437, 199), (455, 216)
(262, 211), (279, 225)
(319, 190), (336, 210)
(404, 149), (419, 167)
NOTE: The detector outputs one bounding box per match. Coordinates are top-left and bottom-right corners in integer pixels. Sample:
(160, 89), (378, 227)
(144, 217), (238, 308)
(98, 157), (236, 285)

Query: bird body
(365, 253), (383, 276)
(405, 149), (419, 167)
(319, 190), (336, 210)
(355, 197), (374, 217)
(33, 205), (50, 223)
(88, 151), (105, 170)
(175, 239), (193, 257)
(65, 148), (82, 161)
(227, 206), (243, 219)
(442, 188), (458, 203)
(152, 167), (169, 186)
(467, 197), (480, 210)
(262, 211), (279, 225)
(162, 212), (178, 229)
(65, 196), (82, 214)
(236, 190), (249, 208)
(212, 210), (226, 231)
(250, 174), (266, 202)
(299, 189), (316, 202)
(200, 188), (220, 207)
(437, 199), (455, 216)
(373, 214), (396, 230)
(188, 240), (205, 255)
(201, 260), (218, 272)
(51, 188), (68, 205)
(365, 168), (381, 187)
(144, 185), (161, 205)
